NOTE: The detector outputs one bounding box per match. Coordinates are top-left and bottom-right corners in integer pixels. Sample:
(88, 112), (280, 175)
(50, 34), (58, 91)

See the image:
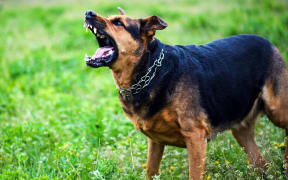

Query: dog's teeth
(100, 35), (105, 38)
(96, 33), (100, 37)
(93, 27), (97, 34)
(85, 54), (89, 61)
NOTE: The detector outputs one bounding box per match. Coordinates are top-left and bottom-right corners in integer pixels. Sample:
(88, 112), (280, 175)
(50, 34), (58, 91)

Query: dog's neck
(130, 39), (164, 86)
(110, 39), (163, 95)
(116, 39), (165, 102)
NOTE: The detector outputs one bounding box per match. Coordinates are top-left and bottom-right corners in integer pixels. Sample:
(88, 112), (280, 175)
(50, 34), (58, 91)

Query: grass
(0, 0), (288, 179)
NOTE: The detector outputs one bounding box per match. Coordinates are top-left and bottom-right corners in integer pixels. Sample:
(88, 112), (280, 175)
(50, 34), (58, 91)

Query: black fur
(124, 35), (273, 128)
(186, 35), (273, 127)
(125, 18), (141, 41)
(268, 49), (285, 96)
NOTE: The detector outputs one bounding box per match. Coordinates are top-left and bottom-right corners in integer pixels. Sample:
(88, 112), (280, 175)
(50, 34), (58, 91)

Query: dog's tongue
(94, 46), (114, 58)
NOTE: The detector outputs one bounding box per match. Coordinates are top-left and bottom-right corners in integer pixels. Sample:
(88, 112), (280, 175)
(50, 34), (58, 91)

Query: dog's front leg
(182, 129), (207, 180)
(146, 138), (165, 179)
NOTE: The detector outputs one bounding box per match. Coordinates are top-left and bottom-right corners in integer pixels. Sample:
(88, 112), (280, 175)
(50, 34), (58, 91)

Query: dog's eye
(112, 19), (124, 27)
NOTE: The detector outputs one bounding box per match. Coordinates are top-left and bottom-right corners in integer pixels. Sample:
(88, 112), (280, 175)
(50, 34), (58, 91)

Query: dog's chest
(124, 106), (186, 147)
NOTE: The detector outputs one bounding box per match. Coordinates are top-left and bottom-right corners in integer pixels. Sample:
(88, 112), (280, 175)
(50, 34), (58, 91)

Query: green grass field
(0, 0), (288, 179)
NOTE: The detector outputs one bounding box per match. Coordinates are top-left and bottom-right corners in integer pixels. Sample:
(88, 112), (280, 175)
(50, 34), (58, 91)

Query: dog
(83, 7), (288, 180)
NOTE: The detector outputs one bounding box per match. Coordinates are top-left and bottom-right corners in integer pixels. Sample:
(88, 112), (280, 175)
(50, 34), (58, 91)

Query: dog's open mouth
(84, 22), (118, 68)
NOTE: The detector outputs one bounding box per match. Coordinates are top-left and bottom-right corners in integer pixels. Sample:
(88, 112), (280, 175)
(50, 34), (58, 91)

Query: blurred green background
(0, 0), (288, 179)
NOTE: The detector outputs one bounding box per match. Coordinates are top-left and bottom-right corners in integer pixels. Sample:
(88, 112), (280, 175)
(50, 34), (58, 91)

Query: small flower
(283, 163), (288, 170)
(279, 143), (285, 148)
(225, 160), (230, 164)
(206, 174), (211, 180)
(61, 143), (69, 150)
(247, 160), (250, 165)
(69, 150), (75, 155)
(169, 166), (175, 171)
(215, 160), (219, 164)
(272, 142), (278, 148)
(142, 163), (147, 168)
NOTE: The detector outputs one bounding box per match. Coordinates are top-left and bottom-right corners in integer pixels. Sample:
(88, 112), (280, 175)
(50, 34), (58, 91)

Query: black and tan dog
(83, 8), (288, 180)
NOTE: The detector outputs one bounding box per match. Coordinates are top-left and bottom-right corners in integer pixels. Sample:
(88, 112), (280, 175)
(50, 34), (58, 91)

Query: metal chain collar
(119, 48), (165, 98)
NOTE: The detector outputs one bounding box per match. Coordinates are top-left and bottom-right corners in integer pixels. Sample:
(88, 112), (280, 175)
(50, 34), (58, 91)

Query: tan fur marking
(146, 139), (165, 179)
(263, 79), (288, 128)
(232, 121), (267, 173)
(182, 128), (207, 180)
(137, 106), (185, 147)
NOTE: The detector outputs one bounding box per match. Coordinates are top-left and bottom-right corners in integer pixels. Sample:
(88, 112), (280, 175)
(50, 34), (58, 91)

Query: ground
(0, 0), (288, 179)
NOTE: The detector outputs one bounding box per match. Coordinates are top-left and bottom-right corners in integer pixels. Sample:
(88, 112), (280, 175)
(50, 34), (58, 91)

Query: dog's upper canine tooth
(93, 27), (97, 34)
(84, 54), (89, 61)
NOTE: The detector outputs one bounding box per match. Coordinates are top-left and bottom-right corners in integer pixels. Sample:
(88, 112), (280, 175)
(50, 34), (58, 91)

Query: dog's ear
(118, 7), (126, 15)
(140, 15), (168, 38)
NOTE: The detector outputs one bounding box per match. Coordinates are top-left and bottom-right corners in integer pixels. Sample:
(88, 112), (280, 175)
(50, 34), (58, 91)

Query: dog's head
(84, 7), (167, 70)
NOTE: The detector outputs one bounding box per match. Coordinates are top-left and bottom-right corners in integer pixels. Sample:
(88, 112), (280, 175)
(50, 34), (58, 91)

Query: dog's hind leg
(263, 77), (288, 168)
(146, 138), (165, 179)
(262, 74), (288, 165)
(231, 98), (266, 172)
(261, 47), (288, 168)
(232, 116), (266, 170)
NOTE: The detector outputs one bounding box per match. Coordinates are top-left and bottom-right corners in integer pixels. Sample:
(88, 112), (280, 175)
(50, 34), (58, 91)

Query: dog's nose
(85, 10), (97, 19)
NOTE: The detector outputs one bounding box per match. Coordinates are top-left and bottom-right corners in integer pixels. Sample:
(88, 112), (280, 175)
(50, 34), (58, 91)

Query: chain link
(119, 49), (164, 97)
